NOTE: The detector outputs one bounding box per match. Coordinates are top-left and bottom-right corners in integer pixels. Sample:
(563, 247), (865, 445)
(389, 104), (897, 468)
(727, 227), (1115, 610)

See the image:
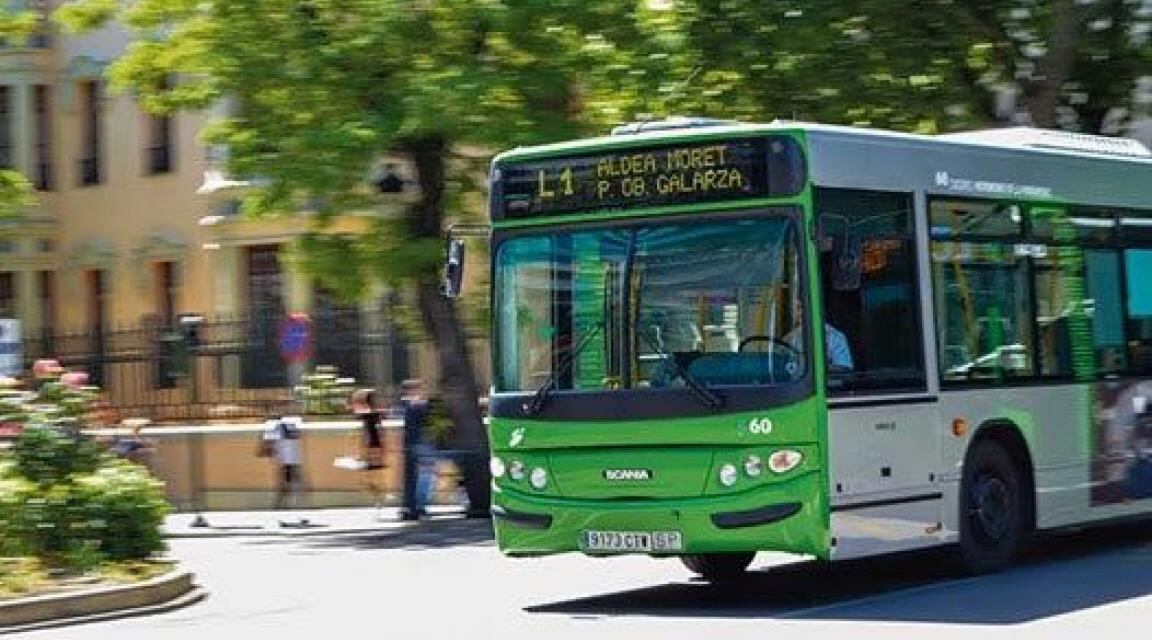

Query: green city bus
(445, 118), (1152, 580)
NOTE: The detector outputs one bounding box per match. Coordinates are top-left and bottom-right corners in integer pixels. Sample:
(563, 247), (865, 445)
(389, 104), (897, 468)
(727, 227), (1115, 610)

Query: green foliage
(425, 395), (455, 448)
(8, 426), (103, 487)
(2, 365), (101, 424)
(0, 464), (168, 567)
(0, 372), (169, 568)
(0, 8), (40, 44)
(72, 464), (169, 562)
(0, 170), (34, 221)
(53, 0), (655, 296)
(655, 0), (1151, 133)
(294, 365), (356, 415)
(0, 476), (104, 568)
(54, 0), (119, 33)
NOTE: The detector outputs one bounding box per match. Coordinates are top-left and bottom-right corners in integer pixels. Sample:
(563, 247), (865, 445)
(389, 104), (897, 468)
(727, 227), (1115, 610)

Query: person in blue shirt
(786, 297), (854, 373)
(399, 379), (434, 521)
(825, 322), (854, 372)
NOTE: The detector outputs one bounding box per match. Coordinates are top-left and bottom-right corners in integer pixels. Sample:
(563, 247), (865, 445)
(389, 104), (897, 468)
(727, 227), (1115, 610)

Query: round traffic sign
(278, 313), (314, 363)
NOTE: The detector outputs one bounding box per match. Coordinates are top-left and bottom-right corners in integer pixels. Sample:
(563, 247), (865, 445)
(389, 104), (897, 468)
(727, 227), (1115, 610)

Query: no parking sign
(277, 313), (314, 363)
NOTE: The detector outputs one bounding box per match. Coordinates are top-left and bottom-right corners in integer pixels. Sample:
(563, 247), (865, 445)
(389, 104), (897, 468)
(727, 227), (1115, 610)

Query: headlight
(529, 467), (548, 490)
(489, 457), (507, 478)
(509, 460), (526, 481)
(718, 463), (739, 487)
(768, 450), (803, 474)
(743, 455), (763, 477)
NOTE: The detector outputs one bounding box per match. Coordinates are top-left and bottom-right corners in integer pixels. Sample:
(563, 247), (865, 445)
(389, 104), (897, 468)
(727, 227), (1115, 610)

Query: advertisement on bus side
(1092, 380), (1152, 505)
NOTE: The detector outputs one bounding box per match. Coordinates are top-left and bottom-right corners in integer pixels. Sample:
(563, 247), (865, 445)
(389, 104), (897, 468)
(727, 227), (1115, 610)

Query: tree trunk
(1023, 0), (1081, 128)
(415, 279), (490, 515)
(405, 136), (491, 516)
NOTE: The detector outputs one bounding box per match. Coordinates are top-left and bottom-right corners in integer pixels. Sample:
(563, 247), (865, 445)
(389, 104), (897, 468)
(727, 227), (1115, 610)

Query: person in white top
(262, 414), (307, 525)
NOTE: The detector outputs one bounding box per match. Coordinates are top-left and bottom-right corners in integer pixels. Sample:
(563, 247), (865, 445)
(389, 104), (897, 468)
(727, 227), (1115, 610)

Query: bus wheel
(680, 552), (755, 581)
(958, 439), (1023, 574)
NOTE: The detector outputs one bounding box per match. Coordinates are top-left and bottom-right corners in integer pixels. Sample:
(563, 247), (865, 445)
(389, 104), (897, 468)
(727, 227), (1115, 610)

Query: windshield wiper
(524, 321), (604, 416)
(637, 329), (723, 410)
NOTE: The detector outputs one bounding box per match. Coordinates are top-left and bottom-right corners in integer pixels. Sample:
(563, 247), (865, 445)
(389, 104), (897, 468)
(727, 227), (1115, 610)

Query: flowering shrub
(0, 362), (169, 569)
(295, 365), (356, 415)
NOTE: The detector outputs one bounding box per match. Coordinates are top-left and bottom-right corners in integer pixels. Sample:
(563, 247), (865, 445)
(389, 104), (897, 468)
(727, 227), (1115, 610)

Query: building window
(0, 272), (15, 318)
(155, 261), (177, 325)
(313, 284), (362, 381)
(78, 80), (102, 186)
(38, 270), (55, 331)
(242, 245), (287, 388)
(86, 269), (106, 331)
(816, 188), (925, 395)
(33, 85), (53, 191)
(0, 86), (11, 170)
(145, 77), (175, 175)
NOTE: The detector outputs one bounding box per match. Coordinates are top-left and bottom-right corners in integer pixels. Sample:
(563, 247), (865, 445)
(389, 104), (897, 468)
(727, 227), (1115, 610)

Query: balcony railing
(78, 157), (101, 186)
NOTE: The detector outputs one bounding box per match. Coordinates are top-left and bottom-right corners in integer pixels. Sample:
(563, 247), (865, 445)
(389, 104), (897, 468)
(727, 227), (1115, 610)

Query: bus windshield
(494, 211), (808, 394)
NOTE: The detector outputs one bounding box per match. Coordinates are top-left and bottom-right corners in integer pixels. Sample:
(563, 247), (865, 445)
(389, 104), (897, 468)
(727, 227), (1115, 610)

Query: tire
(957, 439), (1024, 574)
(680, 552), (755, 582)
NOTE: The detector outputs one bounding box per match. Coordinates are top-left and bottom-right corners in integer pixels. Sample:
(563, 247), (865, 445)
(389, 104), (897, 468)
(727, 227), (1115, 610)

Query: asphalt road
(12, 517), (1152, 640)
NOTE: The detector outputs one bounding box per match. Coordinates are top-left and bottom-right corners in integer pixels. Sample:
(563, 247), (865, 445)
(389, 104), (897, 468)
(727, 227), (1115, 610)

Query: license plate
(581, 530), (683, 552)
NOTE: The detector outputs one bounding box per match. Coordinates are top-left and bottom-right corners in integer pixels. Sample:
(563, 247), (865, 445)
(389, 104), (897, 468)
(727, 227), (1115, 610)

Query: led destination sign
(495, 136), (803, 219)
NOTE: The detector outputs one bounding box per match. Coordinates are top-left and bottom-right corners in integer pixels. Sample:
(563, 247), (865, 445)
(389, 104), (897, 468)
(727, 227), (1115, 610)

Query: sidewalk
(163, 505), (478, 538)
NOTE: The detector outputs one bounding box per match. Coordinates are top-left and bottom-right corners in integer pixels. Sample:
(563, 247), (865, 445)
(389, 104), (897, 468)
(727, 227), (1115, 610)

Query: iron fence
(22, 310), (490, 424)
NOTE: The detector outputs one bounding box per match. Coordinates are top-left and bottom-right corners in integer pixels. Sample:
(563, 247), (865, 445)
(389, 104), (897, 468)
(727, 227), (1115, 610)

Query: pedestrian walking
(112, 419), (156, 469)
(260, 412), (309, 527)
(349, 388), (387, 510)
(399, 378), (435, 521)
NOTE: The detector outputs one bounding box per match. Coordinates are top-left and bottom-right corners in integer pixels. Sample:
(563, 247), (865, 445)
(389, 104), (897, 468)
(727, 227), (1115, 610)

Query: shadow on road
(249, 517), (495, 551)
(526, 520), (1152, 625)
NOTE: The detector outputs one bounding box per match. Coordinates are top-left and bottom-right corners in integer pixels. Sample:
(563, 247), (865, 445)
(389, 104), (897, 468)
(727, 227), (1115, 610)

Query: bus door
(815, 188), (942, 559)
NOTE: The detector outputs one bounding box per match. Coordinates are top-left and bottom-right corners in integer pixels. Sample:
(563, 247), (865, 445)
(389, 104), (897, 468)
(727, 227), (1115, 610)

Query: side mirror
(442, 239), (466, 298)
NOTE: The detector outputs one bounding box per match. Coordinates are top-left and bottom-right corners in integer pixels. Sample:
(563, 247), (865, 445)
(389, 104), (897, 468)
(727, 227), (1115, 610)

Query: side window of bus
(1125, 248), (1152, 373)
(815, 188), (925, 395)
(930, 198), (1034, 383)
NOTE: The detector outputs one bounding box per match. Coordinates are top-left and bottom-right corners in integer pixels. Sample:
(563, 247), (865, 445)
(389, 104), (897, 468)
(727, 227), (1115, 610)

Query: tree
(658, 0), (1151, 134)
(53, 0), (660, 515)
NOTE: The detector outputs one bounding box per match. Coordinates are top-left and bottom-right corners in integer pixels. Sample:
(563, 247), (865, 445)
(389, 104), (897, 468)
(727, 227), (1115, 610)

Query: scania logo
(603, 469), (653, 481)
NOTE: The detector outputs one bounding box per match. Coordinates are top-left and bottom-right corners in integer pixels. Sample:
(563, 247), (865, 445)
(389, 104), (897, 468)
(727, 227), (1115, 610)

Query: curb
(0, 568), (200, 632)
(165, 515), (487, 539)
(162, 509), (485, 539)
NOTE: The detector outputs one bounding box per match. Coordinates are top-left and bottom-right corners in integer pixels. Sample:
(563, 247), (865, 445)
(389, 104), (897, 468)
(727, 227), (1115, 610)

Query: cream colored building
(0, 6), (437, 415)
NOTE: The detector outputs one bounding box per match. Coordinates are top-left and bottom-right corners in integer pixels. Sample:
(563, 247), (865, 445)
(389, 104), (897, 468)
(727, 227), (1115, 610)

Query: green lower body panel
(492, 470), (828, 559)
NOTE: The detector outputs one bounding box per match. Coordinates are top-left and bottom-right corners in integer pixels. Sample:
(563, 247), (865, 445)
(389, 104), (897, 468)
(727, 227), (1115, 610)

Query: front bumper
(491, 470), (828, 558)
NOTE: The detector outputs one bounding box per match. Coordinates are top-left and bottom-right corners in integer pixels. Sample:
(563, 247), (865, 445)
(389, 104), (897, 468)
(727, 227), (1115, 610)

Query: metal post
(189, 429), (210, 527)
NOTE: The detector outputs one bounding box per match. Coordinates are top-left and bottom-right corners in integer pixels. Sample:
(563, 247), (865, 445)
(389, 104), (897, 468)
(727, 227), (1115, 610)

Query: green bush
(295, 365), (355, 415)
(0, 474), (35, 557)
(10, 426), (103, 487)
(0, 366), (170, 569)
(0, 456), (169, 568)
(73, 464), (169, 561)
(0, 478), (103, 569)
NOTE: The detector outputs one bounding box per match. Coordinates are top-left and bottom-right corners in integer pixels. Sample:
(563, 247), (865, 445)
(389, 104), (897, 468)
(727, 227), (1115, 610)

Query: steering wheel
(738, 335), (802, 356)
